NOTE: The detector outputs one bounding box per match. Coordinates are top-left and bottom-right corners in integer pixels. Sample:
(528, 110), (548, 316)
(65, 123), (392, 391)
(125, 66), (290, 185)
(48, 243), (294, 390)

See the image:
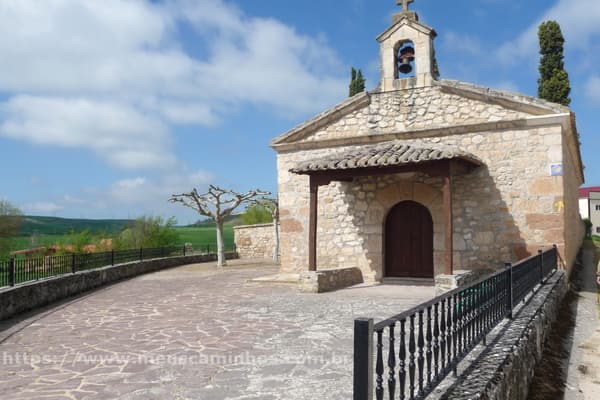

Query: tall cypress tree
(349, 67), (357, 96)
(537, 21), (571, 106)
(356, 69), (366, 93)
(349, 67), (366, 97)
(431, 43), (440, 80)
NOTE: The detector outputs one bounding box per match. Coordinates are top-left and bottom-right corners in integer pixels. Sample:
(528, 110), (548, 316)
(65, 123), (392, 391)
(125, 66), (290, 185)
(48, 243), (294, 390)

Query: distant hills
(17, 214), (244, 237)
(19, 216), (132, 236)
(191, 214), (242, 227)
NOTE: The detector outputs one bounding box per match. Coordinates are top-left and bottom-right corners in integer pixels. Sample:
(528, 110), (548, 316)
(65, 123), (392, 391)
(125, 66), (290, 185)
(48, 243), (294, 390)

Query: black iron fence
(0, 244), (236, 288)
(353, 245), (558, 400)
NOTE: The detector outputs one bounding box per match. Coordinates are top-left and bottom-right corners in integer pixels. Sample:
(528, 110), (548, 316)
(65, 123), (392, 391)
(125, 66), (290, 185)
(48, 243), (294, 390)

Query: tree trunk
(216, 221), (227, 267)
(272, 219), (280, 263)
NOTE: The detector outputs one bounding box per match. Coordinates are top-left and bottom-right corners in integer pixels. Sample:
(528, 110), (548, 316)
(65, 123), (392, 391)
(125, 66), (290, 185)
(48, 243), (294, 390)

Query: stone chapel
(270, 2), (584, 287)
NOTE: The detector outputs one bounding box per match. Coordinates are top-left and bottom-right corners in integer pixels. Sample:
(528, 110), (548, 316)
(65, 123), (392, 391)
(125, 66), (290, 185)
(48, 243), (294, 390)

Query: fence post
(183, 244), (186, 257)
(505, 262), (513, 319)
(140, 247), (143, 261)
(538, 249), (544, 284)
(111, 250), (115, 266)
(353, 318), (373, 400)
(71, 253), (76, 274)
(9, 258), (15, 286)
(553, 244), (558, 270)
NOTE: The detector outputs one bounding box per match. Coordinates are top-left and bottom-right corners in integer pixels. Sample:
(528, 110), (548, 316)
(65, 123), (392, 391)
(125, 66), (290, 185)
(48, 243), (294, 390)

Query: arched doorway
(385, 200), (434, 278)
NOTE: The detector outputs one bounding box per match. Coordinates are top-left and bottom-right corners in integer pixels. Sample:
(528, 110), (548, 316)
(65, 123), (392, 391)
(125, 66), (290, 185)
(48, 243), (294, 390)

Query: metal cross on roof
(397, 0), (414, 12)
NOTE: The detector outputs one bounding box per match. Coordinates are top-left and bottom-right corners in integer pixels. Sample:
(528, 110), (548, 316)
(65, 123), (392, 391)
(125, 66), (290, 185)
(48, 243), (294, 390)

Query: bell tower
(377, 0), (437, 91)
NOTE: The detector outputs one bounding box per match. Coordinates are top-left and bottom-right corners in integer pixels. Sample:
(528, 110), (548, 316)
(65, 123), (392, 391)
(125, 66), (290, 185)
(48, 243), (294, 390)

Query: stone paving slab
(0, 259), (434, 399)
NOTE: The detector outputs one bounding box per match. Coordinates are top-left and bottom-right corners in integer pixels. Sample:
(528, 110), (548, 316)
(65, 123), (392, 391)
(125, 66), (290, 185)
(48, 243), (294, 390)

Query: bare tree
(170, 185), (270, 266)
(247, 197), (280, 263)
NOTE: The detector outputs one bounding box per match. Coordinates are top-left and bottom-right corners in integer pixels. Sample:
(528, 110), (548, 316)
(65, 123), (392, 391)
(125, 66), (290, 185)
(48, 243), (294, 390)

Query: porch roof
(290, 141), (483, 175)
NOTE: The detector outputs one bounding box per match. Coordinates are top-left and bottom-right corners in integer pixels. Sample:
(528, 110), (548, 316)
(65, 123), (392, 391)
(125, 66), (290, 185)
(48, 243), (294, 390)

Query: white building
(578, 187), (600, 235)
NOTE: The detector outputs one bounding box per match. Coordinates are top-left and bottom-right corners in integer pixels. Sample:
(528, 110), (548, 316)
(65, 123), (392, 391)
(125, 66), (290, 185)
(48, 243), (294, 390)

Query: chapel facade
(270, 2), (584, 283)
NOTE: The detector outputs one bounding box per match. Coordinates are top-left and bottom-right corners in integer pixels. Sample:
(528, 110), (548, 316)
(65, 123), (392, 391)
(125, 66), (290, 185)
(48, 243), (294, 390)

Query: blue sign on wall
(549, 163), (563, 176)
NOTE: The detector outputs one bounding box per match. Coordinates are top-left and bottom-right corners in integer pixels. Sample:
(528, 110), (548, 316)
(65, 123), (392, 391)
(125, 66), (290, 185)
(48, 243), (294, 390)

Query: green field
(20, 216), (130, 236)
(173, 226), (235, 251)
(5, 226), (235, 256)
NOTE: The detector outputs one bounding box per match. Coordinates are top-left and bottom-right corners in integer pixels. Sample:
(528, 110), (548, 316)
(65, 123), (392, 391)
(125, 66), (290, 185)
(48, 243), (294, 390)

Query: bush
(241, 204), (273, 225)
(583, 218), (593, 239)
(115, 216), (179, 249)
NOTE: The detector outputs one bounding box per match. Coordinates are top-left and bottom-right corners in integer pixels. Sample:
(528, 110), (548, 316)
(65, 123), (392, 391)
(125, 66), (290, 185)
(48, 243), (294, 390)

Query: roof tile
(290, 141), (483, 174)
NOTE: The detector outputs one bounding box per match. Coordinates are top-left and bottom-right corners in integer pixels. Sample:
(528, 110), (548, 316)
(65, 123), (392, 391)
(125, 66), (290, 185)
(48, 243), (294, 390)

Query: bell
(397, 46), (415, 75)
(398, 58), (413, 74)
(400, 46), (415, 59)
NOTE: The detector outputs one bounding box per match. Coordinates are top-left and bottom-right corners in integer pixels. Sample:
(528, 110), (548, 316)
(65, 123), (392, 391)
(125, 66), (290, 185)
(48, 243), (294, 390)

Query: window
(597, 227), (600, 234)
(596, 204), (600, 211)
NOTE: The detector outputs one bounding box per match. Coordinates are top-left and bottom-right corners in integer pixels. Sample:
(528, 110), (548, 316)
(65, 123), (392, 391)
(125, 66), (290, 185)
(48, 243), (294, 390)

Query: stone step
(382, 277), (434, 286)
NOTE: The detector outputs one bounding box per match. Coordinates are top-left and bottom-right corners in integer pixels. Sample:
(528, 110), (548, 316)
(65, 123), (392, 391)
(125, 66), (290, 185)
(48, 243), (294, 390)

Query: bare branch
(247, 196), (279, 220)
(169, 185), (271, 266)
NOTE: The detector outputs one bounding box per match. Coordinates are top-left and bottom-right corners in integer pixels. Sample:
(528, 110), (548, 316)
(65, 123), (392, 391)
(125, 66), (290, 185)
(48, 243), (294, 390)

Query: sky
(0, 0), (599, 225)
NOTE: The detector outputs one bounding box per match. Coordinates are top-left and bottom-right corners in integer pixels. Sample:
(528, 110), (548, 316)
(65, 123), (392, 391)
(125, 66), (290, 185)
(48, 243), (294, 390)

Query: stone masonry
(276, 103), (583, 280)
(278, 86), (582, 280)
(271, 8), (584, 282)
(234, 223), (278, 260)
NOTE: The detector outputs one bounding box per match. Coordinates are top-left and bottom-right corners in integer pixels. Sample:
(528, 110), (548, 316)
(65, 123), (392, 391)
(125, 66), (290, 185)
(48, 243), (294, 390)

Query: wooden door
(385, 201), (434, 278)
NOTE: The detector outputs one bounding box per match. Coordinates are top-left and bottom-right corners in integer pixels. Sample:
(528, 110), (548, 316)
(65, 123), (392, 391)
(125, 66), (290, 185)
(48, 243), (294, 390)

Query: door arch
(385, 200), (434, 278)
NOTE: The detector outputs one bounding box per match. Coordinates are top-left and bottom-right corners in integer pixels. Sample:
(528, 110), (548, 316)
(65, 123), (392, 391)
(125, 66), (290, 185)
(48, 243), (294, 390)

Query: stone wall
(303, 86), (531, 143)
(278, 123), (577, 280)
(439, 270), (568, 400)
(0, 253), (238, 322)
(234, 223), (278, 260)
(298, 267), (364, 293)
(276, 78), (584, 279)
(562, 131), (586, 274)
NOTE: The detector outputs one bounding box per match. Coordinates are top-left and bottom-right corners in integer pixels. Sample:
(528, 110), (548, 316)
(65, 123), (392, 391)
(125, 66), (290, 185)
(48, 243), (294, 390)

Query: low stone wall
(438, 270), (568, 400)
(434, 268), (496, 295)
(0, 252), (238, 322)
(299, 267), (364, 293)
(234, 223), (277, 259)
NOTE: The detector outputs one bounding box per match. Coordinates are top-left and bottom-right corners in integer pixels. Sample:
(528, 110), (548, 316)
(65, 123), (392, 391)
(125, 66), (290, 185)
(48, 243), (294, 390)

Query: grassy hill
(8, 215), (235, 255)
(19, 216), (132, 236)
(188, 214), (242, 227)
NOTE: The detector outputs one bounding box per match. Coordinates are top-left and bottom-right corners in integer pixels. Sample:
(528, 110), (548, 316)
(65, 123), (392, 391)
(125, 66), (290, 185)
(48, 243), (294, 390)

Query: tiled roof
(578, 186), (600, 198)
(290, 141), (483, 174)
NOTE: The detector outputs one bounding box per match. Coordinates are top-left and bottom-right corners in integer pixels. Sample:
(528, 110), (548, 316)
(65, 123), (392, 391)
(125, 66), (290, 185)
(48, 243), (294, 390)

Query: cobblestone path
(0, 260), (434, 399)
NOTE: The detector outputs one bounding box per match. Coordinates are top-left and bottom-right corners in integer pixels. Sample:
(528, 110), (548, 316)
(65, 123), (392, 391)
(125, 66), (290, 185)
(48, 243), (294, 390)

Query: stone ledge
(233, 223), (276, 230)
(299, 267), (364, 293)
(0, 252), (238, 322)
(434, 268), (495, 295)
(434, 270), (567, 400)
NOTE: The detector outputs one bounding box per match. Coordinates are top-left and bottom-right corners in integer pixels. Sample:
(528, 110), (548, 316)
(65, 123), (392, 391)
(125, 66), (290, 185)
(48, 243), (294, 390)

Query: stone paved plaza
(0, 260), (434, 399)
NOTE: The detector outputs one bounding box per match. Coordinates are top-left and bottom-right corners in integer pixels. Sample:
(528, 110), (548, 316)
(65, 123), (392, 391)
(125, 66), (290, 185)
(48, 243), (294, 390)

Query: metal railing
(0, 244), (236, 288)
(353, 245), (558, 400)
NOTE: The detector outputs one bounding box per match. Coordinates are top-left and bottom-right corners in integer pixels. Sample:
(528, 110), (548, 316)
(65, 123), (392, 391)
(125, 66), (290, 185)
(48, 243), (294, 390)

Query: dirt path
(564, 246), (600, 399)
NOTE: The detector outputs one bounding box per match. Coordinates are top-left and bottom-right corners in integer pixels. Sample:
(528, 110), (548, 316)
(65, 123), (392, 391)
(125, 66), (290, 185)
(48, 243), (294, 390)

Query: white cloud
(585, 76), (600, 104)
(62, 195), (85, 204)
(0, 95), (175, 169)
(443, 32), (483, 56)
(21, 169), (214, 222)
(22, 201), (64, 214)
(106, 171), (213, 205)
(172, 0), (346, 114)
(496, 0), (600, 64)
(0, 0), (346, 169)
(488, 80), (520, 93)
